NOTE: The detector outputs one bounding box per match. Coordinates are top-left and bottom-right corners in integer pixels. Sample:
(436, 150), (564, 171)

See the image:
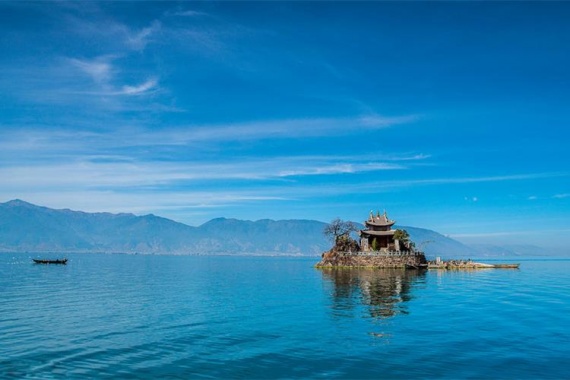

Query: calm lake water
(1, 253), (569, 379)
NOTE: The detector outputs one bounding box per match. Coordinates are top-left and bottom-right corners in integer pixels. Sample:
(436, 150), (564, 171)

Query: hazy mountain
(198, 217), (328, 255)
(0, 200), (328, 255)
(469, 244), (551, 257)
(397, 226), (478, 259)
(0, 199), (537, 257)
(0, 199), (200, 253)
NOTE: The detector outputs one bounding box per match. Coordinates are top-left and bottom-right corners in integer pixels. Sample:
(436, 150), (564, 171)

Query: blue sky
(1, 1), (569, 248)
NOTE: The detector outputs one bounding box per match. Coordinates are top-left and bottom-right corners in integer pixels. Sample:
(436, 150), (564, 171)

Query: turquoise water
(1, 254), (569, 379)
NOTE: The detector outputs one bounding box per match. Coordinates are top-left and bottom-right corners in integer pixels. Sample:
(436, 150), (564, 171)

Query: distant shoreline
(2, 251), (568, 260)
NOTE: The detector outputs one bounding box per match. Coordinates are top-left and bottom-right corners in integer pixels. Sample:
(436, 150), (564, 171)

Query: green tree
(393, 229), (410, 242)
(371, 238), (379, 251)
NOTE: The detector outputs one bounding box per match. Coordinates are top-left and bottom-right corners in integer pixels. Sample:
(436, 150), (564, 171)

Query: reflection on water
(320, 268), (426, 319)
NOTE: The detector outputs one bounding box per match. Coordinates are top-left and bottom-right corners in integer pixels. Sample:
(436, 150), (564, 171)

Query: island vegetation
(316, 212), (427, 269)
(316, 211), (519, 270)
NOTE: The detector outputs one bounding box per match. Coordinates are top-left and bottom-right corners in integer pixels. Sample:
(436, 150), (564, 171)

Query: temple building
(359, 211), (399, 252)
(317, 210), (427, 268)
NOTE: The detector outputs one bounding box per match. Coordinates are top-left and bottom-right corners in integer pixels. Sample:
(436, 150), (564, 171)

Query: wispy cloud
(120, 78), (158, 96)
(358, 114), (415, 127)
(1, 122), (564, 195)
(0, 115), (418, 155)
(67, 55), (159, 96)
(377, 173), (569, 187)
(278, 162), (402, 177)
(157, 115), (419, 143)
(0, 154), (409, 191)
(282, 172), (570, 198)
(450, 231), (535, 238)
(125, 20), (161, 51)
(391, 153), (431, 161)
(15, 9), (165, 108)
(0, 125), (431, 166)
(553, 193), (570, 199)
(61, 6), (161, 53)
(170, 9), (208, 18)
(450, 229), (570, 238)
(69, 57), (114, 84)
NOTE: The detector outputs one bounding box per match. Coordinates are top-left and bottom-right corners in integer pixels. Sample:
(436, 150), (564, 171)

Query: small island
(315, 211), (519, 269)
(316, 211), (427, 268)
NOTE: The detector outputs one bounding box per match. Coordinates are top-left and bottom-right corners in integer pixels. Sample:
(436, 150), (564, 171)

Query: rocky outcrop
(427, 260), (519, 269)
(316, 249), (427, 268)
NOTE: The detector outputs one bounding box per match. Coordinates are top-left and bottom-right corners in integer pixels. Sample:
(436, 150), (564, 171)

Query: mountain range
(0, 199), (547, 258)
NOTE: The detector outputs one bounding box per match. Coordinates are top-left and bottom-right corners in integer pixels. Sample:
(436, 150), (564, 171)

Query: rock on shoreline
(315, 249), (427, 268)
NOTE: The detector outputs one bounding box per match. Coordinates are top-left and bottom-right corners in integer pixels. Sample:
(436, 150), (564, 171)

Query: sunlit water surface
(1, 254), (569, 379)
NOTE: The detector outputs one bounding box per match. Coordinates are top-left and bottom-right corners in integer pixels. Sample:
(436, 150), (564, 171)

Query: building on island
(359, 211), (410, 253)
(316, 210), (426, 268)
(318, 210), (518, 268)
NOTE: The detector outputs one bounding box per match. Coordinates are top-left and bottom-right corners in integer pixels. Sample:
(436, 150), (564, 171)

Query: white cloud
(358, 114), (418, 127)
(126, 21), (161, 51)
(0, 123), (565, 199)
(278, 162), (402, 177)
(394, 173), (567, 187)
(171, 10), (208, 17)
(1, 115), (414, 149)
(61, 8), (161, 53)
(392, 153), (431, 161)
(450, 229), (570, 239)
(69, 57), (113, 84)
(333, 172), (570, 196)
(450, 231), (533, 238)
(553, 193), (570, 199)
(66, 56), (159, 97)
(0, 118), (424, 174)
(120, 78), (158, 95)
(0, 154), (408, 191)
(149, 115), (418, 143)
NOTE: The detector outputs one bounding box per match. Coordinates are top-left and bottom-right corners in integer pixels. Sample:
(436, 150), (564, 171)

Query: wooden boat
(33, 259), (68, 265)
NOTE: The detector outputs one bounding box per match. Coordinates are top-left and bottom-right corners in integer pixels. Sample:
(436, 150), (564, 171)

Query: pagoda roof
(360, 230), (395, 237)
(364, 212), (395, 227)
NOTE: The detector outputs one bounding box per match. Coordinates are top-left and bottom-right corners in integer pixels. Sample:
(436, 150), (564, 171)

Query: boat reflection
(320, 268), (426, 319)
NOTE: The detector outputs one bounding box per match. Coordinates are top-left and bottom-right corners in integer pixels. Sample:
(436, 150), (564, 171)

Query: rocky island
(316, 211), (428, 268)
(315, 211), (519, 269)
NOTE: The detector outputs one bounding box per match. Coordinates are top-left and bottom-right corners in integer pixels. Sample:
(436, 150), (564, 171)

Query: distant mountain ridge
(0, 199), (541, 257)
(0, 200), (329, 255)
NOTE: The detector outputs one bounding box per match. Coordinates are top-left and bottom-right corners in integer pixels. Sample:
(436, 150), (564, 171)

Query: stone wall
(316, 250), (427, 268)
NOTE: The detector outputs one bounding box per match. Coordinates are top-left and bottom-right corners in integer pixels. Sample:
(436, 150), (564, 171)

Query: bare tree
(324, 218), (358, 242)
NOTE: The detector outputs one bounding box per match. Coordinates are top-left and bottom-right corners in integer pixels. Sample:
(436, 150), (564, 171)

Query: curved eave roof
(365, 221), (395, 228)
(360, 230), (395, 236)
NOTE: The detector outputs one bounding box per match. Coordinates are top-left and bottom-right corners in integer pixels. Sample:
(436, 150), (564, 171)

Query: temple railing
(336, 250), (425, 257)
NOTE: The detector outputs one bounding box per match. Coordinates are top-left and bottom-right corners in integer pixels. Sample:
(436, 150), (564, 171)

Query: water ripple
(1, 254), (569, 378)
